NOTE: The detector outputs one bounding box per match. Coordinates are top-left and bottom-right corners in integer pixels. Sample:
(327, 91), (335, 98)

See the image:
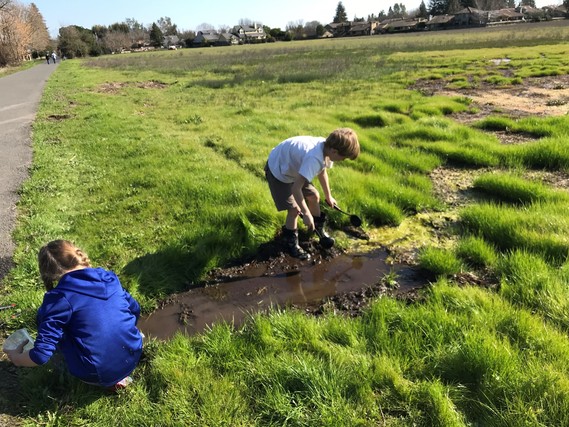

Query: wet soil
(414, 74), (569, 119)
(139, 243), (430, 339)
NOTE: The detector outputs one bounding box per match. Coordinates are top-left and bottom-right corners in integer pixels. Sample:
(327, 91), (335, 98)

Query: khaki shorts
(265, 163), (318, 211)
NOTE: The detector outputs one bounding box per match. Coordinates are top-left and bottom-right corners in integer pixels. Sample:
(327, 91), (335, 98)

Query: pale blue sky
(25, 0), (556, 37)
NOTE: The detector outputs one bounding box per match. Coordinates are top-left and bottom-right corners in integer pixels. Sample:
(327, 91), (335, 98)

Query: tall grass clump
(473, 115), (558, 139)
(460, 202), (569, 264)
(419, 246), (463, 276)
(511, 137), (569, 171)
(473, 171), (569, 205)
(392, 118), (501, 167)
(497, 250), (569, 330)
(455, 234), (499, 269)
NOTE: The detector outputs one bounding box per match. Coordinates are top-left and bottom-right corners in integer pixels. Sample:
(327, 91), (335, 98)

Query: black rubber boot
(314, 213), (335, 249)
(281, 227), (310, 260)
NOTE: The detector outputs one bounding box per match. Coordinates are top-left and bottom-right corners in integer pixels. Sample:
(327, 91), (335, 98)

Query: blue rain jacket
(29, 267), (142, 387)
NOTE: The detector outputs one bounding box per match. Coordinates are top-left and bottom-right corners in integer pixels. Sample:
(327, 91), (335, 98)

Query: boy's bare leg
(305, 195), (321, 218)
(285, 208), (299, 230)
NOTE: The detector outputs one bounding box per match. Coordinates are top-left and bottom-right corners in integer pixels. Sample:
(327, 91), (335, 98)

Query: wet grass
(3, 21), (569, 425)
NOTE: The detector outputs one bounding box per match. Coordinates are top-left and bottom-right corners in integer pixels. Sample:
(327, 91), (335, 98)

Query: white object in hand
(2, 328), (34, 352)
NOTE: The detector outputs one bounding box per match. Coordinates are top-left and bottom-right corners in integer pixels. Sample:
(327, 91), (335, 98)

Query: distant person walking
(45, 53), (50, 64)
(51, 52), (56, 64)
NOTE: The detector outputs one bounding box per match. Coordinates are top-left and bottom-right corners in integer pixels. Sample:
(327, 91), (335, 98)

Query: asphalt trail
(0, 62), (58, 283)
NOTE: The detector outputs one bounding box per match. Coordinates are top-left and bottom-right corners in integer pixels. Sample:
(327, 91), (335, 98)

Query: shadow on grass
(0, 256), (14, 284)
(0, 359), (105, 420)
(0, 359), (21, 417)
(122, 231), (255, 298)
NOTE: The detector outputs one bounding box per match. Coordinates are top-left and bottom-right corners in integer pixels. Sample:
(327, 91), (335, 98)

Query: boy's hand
(325, 197), (337, 208)
(302, 212), (315, 231)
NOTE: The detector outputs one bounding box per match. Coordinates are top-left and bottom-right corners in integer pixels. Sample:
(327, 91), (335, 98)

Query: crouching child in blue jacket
(4, 239), (143, 389)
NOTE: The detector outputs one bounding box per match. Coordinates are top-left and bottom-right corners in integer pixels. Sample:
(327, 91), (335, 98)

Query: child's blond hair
(38, 240), (91, 290)
(325, 128), (360, 160)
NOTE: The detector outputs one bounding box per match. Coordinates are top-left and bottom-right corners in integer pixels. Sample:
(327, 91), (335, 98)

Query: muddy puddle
(138, 248), (427, 340)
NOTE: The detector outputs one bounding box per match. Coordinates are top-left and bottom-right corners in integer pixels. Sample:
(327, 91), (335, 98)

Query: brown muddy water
(138, 248), (428, 340)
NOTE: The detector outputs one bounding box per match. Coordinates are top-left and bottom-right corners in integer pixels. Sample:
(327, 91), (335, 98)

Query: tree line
(1, 0), (568, 66)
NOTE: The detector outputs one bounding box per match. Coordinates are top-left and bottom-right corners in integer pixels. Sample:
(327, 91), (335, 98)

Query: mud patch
(524, 169), (569, 190)
(46, 114), (71, 121)
(430, 166), (491, 208)
(97, 80), (168, 94)
(413, 74), (569, 120)
(139, 247), (429, 340)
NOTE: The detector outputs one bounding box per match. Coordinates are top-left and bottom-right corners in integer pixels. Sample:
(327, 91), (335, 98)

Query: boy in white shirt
(265, 128), (360, 260)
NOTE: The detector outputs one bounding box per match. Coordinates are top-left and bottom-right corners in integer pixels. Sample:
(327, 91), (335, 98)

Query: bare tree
(0, 1), (32, 65)
(124, 18), (147, 47)
(304, 20), (322, 37)
(157, 16), (178, 36)
(238, 18), (254, 27)
(26, 3), (50, 54)
(0, 0), (11, 11)
(196, 22), (215, 32)
(218, 24), (230, 33)
(103, 31), (131, 53)
(285, 20), (304, 39)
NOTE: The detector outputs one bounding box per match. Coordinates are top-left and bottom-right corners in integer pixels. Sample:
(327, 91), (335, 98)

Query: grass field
(2, 21), (569, 425)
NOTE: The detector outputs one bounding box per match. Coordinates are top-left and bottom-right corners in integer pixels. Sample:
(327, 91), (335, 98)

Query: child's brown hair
(38, 240), (91, 290)
(325, 128), (360, 160)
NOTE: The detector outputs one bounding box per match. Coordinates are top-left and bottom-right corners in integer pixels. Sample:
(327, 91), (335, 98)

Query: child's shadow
(0, 359), (105, 419)
(0, 359), (22, 417)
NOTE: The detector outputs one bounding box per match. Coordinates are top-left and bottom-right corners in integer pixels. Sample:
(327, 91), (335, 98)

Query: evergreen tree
(149, 22), (164, 47)
(418, 0), (429, 17)
(428, 0), (448, 16)
(462, 0), (478, 7)
(521, 0), (536, 6)
(333, 2), (348, 23)
(393, 3), (401, 17)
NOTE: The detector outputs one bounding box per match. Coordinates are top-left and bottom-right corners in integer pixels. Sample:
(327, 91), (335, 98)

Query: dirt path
(0, 62), (58, 283)
(0, 62), (58, 427)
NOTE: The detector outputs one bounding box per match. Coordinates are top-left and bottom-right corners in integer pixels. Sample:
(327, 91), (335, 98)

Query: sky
(24, 0), (557, 38)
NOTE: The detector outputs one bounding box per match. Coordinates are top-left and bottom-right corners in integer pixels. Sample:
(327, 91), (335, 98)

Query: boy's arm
(318, 169), (336, 208)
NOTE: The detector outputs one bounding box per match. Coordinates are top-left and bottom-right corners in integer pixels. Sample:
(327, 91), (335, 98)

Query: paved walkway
(0, 62), (58, 283)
